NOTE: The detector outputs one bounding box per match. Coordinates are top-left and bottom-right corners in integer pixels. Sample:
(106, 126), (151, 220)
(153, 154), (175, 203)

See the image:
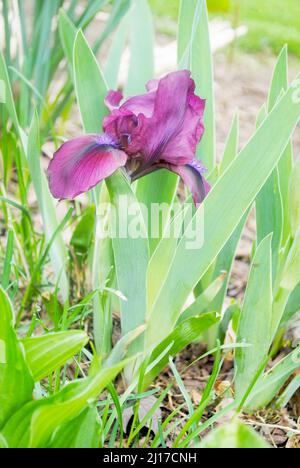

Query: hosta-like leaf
(199, 418), (270, 448)
(49, 406), (100, 448)
(0, 287), (34, 429)
(2, 359), (130, 448)
(21, 331), (89, 382)
(0, 433), (8, 448)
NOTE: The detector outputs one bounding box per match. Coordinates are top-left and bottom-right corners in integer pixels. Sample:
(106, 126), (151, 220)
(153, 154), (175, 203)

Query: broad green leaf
(0, 78), (5, 103)
(256, 48), (292, 280)
(289, 156), (300, 238)
(0, 287), (34, 429)
(146, 75), (300, 348)
(21, 331), (89, 382)
(199, 418), (270, 448)
(106, 171), (149, 354)
(144, 312), (219, 388)
(137, 171), (179, 254)
(202, 210), (249, 348)
(178, 0), (215, 171)
(0, 433), (8, 448)
(27, 113), (69, 302)
(268, 46), (292, 245)
(73, 30), (108, 133)
(49, 406), (100, 448)
(235, 235), (273, 402)
(147, 202), (191, 310)
(256, 164), (283, 281)
(2, 359), (130, 448)
(246, 346), (300, 410)
(125, 0), (154, 96)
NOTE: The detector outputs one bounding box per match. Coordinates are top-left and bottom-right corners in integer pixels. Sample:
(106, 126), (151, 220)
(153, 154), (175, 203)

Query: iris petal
(157, 160), (211, 206)
(48, 134), (127, 200)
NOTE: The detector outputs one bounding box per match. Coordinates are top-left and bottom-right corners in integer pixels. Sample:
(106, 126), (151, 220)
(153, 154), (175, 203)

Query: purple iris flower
(48, 70), (210, 205)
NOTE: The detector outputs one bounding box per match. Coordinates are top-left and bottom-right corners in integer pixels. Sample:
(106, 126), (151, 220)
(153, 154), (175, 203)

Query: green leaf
(104, 325), (146, 369)
(58, 9), (77, 71)
(178, 0), (215, 171)
(21, 331), (89, 382)
(125, 0), (154, 96)
(147, 203), (188, 310)
(246, 346), (300, 410)
(289, 156), (300, 238)
(282, 282), (300, 323)
(0, 286), (34, 429)
(146, 74), (300, 348)
(2, 359), (130, 448)
(199, 418), (270, 448)
(280, 226), (300, 292)
(1, 229), (13, 289)
(0, 433), (8, 448)
(70, 206), (95, 258)
(105, 12), (130, 89)
(137, 171), (179, 255)
(49, 406), (100, 448)
(73, 30), (108, 133)
(0, 51), (20, 130)
(178, 274), (226, 324)
(276, 373), (300, 409)
(268, 46), (292, 245)
(106, 171), (149, 354)
(220, 113), (239, 173)
(143, 312), (219, 388)
(235, 235), (273, 403)
(27, 113), (69, 302)
(256, 48), (293, 280)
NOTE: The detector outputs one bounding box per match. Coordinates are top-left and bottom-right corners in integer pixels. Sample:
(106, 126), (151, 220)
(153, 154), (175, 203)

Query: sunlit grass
(149, 0), (300, 58)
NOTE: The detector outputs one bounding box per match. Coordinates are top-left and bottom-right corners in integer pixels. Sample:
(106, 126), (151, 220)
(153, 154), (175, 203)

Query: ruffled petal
(48, 134), (127, 200)
(161, 91), (205, 164)
(138, 70), (195, 164)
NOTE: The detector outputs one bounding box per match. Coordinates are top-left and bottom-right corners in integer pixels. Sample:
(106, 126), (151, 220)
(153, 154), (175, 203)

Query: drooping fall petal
(48, 134), (127, 200)
(160, 160), (211, 206)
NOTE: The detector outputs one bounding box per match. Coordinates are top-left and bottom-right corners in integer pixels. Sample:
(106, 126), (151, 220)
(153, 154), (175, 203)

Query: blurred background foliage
(149, 0), (300, 59)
